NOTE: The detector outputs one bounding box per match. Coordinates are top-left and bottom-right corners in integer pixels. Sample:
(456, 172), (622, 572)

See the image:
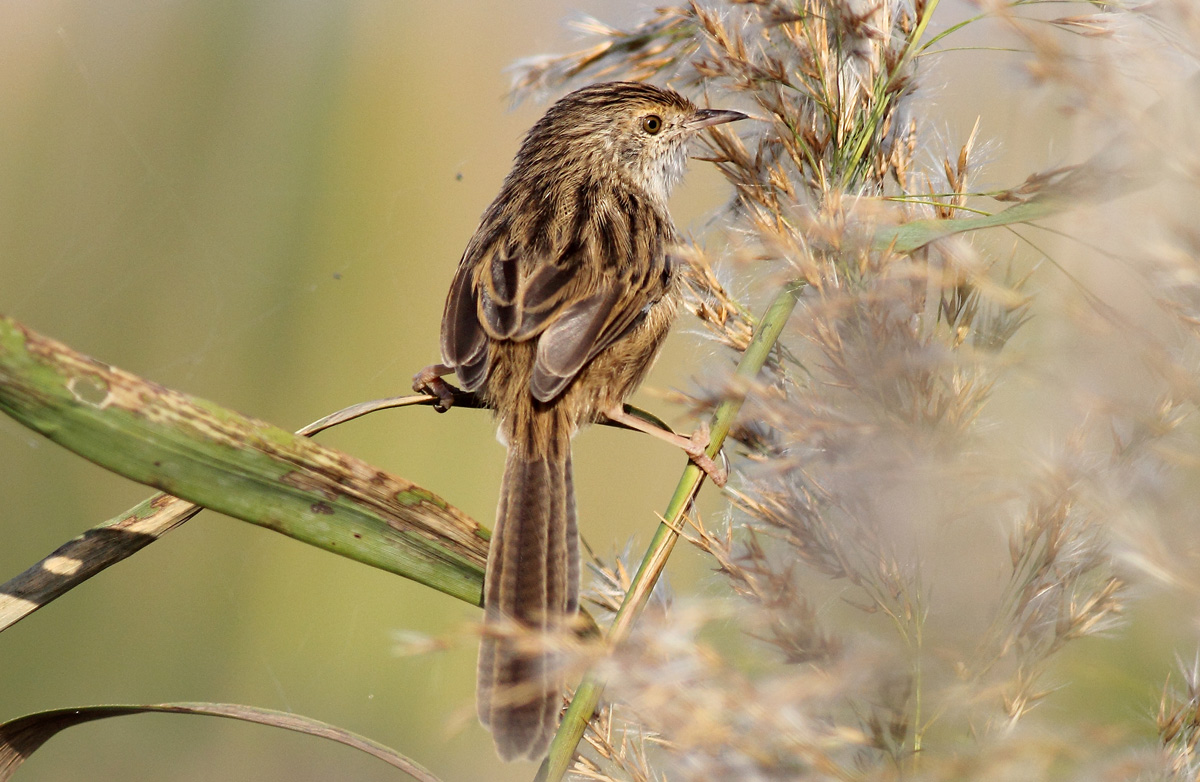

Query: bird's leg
(604, 406), (727, 487)
(412, 363), (458, 412)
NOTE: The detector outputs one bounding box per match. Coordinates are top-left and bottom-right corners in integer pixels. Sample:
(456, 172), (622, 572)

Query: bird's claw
(412, 364), (457, 413)
(682, 422), (727, 487)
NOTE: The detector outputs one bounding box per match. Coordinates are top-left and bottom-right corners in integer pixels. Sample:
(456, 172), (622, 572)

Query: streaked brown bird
(415, 81), (744, 761)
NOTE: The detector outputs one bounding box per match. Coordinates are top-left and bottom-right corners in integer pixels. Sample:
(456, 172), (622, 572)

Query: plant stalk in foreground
(536, 280), (802, 782)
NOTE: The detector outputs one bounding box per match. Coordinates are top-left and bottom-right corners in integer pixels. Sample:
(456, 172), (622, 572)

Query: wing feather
(482, 244), (521, 339)
(439, 200), (673, 400)
(441, 262), (489, 391)
(530, 288), (622, 401)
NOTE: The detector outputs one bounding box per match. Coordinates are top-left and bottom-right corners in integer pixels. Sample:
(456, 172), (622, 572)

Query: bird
(414, 81), (745, 761)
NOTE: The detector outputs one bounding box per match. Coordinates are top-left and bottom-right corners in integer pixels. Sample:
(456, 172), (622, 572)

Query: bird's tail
(477, 410), (578, 761)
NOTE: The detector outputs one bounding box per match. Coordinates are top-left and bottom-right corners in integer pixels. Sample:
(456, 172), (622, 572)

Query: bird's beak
(686, 108), (748, 129)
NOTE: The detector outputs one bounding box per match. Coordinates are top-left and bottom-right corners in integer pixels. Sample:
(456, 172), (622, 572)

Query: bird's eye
(641, 115), (663, 135)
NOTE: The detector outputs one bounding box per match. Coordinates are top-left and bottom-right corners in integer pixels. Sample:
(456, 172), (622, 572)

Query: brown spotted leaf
(0, 315), (488, 618)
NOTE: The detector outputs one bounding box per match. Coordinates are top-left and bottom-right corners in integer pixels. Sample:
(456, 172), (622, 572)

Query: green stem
(873, 196), (1063, 254)
(911, 590), (925, 769)
(535, 281), (803, 782)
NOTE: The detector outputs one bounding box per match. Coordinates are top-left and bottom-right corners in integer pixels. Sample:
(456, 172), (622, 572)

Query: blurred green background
(0, 1), (1188, 780)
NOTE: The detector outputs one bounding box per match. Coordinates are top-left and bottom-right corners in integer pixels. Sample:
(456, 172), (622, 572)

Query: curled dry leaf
(0, 702), (442, 782)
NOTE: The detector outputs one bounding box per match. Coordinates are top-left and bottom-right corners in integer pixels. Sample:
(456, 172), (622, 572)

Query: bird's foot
(412, 363), (458, 412)
(679, 422), (727, 487)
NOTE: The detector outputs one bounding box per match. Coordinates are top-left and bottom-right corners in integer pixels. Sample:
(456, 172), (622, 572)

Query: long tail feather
(477, 417), (578, 761)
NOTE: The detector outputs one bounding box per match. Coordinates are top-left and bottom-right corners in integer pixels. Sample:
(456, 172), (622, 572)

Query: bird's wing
(441, 223), (672, 401)
(524, 257), (667, 402)
(440, 248), (491, 392)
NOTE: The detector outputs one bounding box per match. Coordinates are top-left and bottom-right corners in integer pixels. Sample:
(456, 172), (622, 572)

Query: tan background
(0, 1), (1179, 780)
